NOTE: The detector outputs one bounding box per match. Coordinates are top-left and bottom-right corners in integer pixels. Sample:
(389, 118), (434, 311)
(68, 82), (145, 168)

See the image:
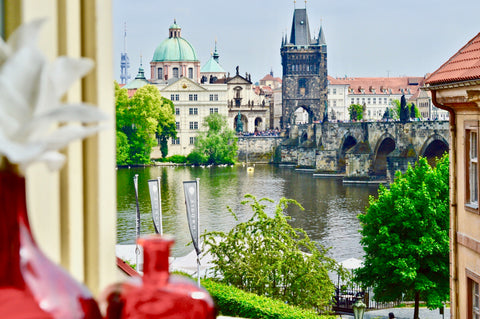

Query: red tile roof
(425, 32), (480, 85)
(328, 75), (425, 95)
(260, 74), (282, 82)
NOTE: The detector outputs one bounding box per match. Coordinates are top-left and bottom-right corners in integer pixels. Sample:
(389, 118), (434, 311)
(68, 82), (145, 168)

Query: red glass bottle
(0, 162), (102, 318)
(103, 235), (216, 319)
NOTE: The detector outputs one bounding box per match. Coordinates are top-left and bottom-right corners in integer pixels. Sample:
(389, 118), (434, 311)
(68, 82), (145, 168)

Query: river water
(117, 164), (379, 263)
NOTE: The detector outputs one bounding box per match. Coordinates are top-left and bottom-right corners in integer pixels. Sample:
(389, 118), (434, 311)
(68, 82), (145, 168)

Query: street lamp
(353, 298), (366, 319)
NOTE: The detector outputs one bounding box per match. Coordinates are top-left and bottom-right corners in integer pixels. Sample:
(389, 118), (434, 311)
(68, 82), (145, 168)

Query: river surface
(117, 164), (379, 263)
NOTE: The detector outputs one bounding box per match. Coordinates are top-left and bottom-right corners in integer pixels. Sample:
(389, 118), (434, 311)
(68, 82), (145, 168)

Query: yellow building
(424, 32), (480, 318)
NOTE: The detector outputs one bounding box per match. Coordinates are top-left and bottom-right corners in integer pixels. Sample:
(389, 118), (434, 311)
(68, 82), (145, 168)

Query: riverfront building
(126, 20), (272, 157)
(327, 76), (448, 121)
(424, 31), (480, 318)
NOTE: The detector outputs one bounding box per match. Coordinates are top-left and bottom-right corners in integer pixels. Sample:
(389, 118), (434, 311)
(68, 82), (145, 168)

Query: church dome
(152, 21), (198, 62)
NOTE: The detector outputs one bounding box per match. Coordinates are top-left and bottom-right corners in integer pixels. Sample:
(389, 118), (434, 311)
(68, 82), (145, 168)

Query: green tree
(348, 104), (365, 121)
(187, 113), (237, 165)
(202, 195), (344, 312)
(390, 99), (421, 120)
(157, 97), (177, 158)
(355, 154), (449, 319)
(115, 82), (131, 164)
(115, 83), (176, 165)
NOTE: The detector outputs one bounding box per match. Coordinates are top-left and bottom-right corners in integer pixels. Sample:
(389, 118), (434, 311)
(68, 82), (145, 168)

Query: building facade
(222, 68), (270, 134)
(155, 77), (227, 157)
(424, 32), (480, 319)
(327, 76), (449, 122)
(281, 7), (328, 127)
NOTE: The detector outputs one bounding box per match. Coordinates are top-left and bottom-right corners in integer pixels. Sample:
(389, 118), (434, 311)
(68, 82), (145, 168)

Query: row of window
(169, 94), (219, 102)
(328, 88), (344, 95)
(350, 97), (393, 105)
(158, 67), (194, 80)
(174, 107), (219, 116)
(171, 137), (198, 145)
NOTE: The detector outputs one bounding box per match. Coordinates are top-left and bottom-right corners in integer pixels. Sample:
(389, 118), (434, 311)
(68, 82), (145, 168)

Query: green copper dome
(152, 21), (198, 62)
(152, 38), (198, 62)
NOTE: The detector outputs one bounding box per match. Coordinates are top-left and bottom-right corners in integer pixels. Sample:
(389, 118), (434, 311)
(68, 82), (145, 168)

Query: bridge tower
(281, 6), (327, 128)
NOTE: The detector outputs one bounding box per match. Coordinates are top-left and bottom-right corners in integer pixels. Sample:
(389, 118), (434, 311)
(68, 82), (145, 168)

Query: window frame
(465, 121), (479, 213)
(467, 269), (480, 319)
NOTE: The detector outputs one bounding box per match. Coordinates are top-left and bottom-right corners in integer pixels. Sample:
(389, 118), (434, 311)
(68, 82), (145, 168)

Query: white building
(153, 77), (227, 157)
(327, 76), (449, 121)
(146, 21), (228, 157)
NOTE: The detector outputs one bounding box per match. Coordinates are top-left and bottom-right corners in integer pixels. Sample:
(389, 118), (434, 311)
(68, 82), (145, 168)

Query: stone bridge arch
(419, 134), (449, 166)
(372, 133), (396, 176)
(288, 106), (314, 125)
(338, 134), (358, 173)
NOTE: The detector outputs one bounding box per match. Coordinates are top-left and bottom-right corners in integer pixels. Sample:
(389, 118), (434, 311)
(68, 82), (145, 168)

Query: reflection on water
(117, 165), (378, 261)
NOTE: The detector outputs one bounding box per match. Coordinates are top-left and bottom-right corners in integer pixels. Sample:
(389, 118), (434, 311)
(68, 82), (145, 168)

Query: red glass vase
(0, 166), (102, 318)
(103, 236), (216, 319)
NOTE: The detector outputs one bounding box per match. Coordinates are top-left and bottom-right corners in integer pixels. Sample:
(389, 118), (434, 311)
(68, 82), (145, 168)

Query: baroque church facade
(124, 21), (272, 157)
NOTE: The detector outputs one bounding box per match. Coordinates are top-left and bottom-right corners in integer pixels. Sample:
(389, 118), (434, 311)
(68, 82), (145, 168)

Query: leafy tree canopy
(115, 82), (176, 165)
(354, 154), (449, 319)
(187, 113), (237, 165)
(202, 195), (345, 312)
(348, 104), (365, 121)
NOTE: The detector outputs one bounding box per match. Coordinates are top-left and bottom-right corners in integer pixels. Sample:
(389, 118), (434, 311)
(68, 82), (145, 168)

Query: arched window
(173, 67), (179, 78)
(188, 68), (193, 79)
(157, 68), (163, 79)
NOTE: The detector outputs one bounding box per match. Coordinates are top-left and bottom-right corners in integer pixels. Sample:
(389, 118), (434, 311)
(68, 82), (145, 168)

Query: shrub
(201, 279), (331, 319)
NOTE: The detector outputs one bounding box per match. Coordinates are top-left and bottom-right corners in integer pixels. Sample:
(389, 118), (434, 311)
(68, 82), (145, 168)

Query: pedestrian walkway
(340, 307), (450, 319)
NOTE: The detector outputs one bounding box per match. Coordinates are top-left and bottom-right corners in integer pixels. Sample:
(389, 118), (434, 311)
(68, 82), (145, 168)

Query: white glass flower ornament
(0, 20), (108, 172)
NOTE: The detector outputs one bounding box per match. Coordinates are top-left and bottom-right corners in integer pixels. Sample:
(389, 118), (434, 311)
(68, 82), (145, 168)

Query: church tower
(281, 7), (327, 127)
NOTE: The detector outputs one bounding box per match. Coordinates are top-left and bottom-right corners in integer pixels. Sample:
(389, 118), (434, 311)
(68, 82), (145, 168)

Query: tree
(348, 104), (364, 121)
(202, 195), (344, 312)
(187, 113), (237, 165)
(354, 154), (449, 319)
(115, 83), (176, 165)
(390, 98), (420, 121)
(156, 97), (177, 158)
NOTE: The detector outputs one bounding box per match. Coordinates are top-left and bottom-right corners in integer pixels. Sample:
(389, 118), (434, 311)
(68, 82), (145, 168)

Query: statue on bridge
(323, 100), (329, 122)
(236, 110), (243, 133)
(400, 94), (409, 123)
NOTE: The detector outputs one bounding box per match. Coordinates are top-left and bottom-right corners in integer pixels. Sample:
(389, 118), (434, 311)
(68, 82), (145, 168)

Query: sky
(113, 0), (480, 84)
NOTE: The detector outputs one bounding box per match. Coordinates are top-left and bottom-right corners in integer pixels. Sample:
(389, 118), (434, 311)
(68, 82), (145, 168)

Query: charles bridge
(237, 120), (449, 182)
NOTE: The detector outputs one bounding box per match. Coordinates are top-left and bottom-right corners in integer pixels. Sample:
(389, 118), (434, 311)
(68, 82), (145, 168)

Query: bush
(186, 151), (207, 165)
(202, 195), (342, 312)
(167, 155), (187, 163)
(201, 279), (331, 319)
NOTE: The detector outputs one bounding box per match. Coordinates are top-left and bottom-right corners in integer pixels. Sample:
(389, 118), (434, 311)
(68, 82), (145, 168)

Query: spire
(135, 54), (146, 80)
(289, 8), (312, 46)
(318, 25), (326, 45)
(212, 39), (220, 62)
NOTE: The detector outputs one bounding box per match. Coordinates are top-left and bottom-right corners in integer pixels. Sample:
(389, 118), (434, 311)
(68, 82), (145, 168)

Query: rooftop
(425, 32), (480, 86)
(328, 76), (426, 95)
